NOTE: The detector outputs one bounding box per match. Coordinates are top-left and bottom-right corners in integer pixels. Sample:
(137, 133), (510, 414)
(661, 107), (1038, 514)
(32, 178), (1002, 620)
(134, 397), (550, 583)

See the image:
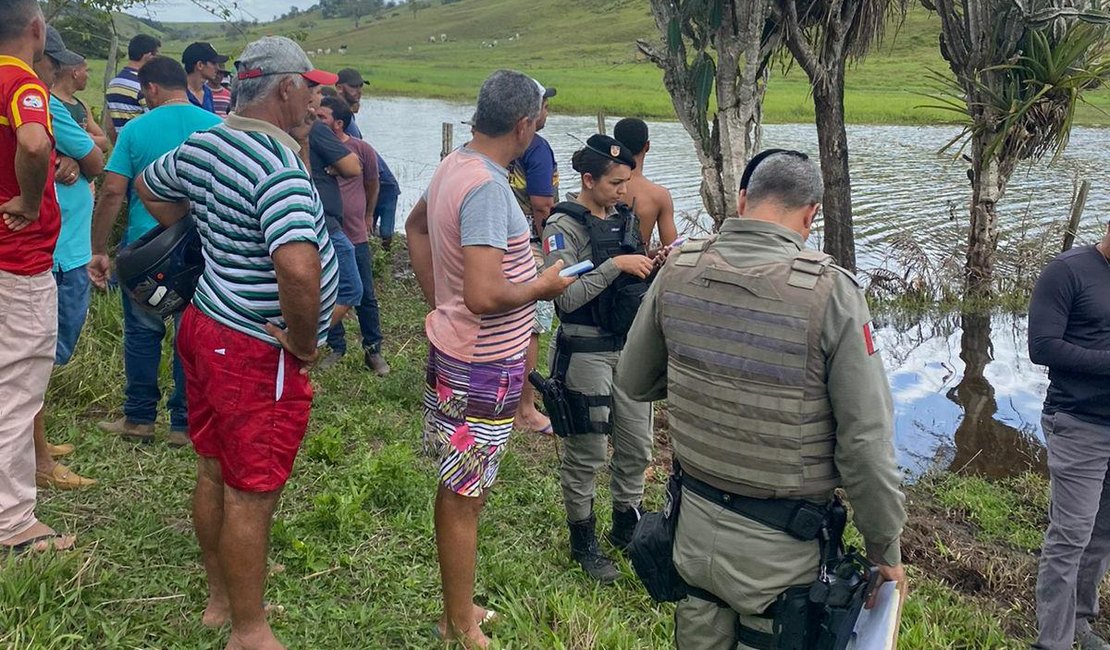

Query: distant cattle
(429, 35), (437, 43)
(317, 48), (323, 54)
(440, 33), (446, 42)
(325, 47), (332, 54)
(338, 45), (348, 54)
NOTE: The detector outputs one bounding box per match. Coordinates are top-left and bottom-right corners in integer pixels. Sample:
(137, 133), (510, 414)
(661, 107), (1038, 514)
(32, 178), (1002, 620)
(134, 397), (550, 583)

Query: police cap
(584, 133), (637, 170)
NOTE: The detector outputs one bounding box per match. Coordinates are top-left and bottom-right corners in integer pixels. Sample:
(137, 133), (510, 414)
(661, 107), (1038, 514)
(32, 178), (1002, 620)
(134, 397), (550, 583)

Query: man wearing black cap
(335, 68), (367, 137)
(542, 133), (657, 583)
(182, 42), (228, 114)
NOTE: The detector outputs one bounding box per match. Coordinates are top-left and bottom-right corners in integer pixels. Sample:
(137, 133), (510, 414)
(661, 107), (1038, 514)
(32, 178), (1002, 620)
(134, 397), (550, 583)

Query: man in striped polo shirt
(136, 37), (338, 650)
(406, 70), (575, 648)
(104, 34), (159, 144)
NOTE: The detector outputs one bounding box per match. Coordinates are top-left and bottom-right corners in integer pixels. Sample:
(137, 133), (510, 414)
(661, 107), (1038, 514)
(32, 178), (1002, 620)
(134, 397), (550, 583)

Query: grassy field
(0, 251), (1059, 649)
(110, 0), (1110, 126)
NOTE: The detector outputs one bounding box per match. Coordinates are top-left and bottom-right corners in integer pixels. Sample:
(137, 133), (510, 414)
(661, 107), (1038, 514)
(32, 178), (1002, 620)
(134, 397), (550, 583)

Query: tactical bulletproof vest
(660, 238), (840, 500)
(554, 201), (647, 334)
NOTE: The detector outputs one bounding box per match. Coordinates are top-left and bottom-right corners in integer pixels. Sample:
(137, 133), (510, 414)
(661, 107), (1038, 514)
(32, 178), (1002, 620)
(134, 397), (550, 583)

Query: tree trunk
(639, 0), (774, 231)
(812, 76), (856, 271)
(966, 134), (1002, 298)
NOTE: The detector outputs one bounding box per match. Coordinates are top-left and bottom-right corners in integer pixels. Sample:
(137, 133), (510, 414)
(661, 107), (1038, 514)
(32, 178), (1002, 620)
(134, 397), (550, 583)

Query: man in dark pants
(1030, 222), (1110, 650)
(319, 96), (389, 375)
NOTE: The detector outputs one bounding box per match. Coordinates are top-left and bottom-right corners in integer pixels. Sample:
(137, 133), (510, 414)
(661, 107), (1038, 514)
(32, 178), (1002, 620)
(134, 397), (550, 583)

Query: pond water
(358, 96), (1104, 478)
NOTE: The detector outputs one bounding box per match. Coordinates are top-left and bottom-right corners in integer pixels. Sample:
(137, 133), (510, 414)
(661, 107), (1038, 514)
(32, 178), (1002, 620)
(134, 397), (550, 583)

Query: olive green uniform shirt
(616, 218), (905, 566)
(542, 198), (621, 336)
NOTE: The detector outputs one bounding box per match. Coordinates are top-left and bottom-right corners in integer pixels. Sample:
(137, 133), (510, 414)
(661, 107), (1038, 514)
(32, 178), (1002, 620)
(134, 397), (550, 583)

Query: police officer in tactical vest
(541, 134), (657, 583)
(617, 150), (906, 648)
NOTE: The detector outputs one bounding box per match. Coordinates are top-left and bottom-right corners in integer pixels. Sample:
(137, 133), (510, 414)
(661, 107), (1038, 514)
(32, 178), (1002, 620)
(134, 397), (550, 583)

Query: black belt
(558, 331), (624, 354)
(679, 469), (829, 543)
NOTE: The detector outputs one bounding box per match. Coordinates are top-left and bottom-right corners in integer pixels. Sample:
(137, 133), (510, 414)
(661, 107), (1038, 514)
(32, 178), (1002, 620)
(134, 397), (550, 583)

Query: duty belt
(678, 466), (830, 543)
(558, 330), (625, 354)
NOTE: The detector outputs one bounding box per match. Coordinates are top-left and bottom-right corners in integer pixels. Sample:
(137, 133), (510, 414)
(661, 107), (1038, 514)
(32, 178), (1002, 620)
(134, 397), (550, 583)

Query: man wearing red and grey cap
(182, 41), (228, 113)
(134, 36), (339, 650)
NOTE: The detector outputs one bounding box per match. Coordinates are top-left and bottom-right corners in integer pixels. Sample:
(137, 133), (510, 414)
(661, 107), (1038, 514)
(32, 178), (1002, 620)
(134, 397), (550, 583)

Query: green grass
(0, 257), (1047, 648)
(928, 473), (1049, 551)
(100, 0), (1110, 126)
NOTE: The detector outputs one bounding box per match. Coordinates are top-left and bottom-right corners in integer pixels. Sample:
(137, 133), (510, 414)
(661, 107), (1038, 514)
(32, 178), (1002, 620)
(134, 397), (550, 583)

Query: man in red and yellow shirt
(0, 1), (74, 555)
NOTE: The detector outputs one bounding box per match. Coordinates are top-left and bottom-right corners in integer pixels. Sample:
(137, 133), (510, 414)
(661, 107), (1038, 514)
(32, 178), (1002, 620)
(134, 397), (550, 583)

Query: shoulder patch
(829, 263), (864, 289)
(674, 235), (718, 267)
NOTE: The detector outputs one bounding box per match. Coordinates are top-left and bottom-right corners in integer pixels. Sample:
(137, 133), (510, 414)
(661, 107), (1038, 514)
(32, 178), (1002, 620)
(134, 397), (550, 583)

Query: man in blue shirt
(182, 42), (226, 114)
(31, 28), (103, 491)
(89, 56), (222, 446)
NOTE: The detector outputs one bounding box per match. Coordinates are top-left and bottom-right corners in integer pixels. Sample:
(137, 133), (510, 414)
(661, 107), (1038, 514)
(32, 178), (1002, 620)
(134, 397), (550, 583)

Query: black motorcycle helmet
(116, 216), (205, 318)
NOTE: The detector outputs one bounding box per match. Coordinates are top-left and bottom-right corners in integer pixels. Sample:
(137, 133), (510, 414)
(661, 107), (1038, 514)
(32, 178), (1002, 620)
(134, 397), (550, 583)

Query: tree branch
(779, 0), (823, 78)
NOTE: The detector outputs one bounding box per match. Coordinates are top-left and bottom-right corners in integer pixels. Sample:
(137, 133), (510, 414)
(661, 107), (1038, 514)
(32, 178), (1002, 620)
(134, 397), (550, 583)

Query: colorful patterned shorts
(423, 345), (525, 497)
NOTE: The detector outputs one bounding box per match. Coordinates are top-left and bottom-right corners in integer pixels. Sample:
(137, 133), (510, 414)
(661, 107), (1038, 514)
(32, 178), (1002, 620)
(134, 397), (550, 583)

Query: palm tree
(637, 0), (781, 229)
(925, 0), (1110, 297)
(776, 0), (907, 272)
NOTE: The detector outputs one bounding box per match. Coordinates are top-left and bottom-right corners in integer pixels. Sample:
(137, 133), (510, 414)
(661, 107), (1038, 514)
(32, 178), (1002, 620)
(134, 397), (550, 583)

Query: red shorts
(177, 305), (313, 492)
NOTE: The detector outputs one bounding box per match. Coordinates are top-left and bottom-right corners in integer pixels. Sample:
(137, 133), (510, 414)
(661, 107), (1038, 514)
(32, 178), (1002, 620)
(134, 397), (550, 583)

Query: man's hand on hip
(265, 322), (319, 375)
(0, 195), (40, 232)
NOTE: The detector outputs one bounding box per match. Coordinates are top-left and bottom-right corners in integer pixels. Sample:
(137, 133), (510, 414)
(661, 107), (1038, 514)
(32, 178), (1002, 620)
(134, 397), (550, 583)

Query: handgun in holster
(528, 334), (584, 438)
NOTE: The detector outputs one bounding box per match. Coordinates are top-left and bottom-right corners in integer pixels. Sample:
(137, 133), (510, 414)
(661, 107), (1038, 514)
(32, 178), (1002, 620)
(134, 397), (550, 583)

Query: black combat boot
(568, 514), (621, 584)
(607, 503), (642, 551)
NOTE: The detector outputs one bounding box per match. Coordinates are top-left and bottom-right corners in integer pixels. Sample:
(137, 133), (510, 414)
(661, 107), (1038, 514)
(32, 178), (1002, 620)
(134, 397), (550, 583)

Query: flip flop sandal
(2, 534), (73, 556)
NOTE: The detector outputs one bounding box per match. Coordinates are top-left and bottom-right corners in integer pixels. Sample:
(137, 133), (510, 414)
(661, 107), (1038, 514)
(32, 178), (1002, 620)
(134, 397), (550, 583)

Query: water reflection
(877, 312), (1049, 478)
(945, 313), (1047, 478)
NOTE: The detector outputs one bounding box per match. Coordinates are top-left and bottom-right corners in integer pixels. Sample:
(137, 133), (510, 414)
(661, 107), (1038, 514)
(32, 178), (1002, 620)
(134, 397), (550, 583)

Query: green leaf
(693, 52), (716, 115)
(667, 17), (682, 53)
(709, 0), (724, 30)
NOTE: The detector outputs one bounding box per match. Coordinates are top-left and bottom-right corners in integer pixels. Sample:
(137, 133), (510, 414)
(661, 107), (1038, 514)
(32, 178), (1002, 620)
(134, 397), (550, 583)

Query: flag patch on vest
(864, 321), (879, 355)
(544, 233), (565, 254)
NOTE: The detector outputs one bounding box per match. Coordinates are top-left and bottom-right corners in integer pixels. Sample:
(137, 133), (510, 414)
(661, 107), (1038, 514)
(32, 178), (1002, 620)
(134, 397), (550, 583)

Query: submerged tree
(637, 0), (780, 229)
(925, 0), (1110, 296)
(775, 0), (905, 272)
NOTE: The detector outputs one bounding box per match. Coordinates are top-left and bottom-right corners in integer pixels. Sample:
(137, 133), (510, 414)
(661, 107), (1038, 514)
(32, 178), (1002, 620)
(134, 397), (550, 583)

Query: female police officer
(542, 134), (656, 583)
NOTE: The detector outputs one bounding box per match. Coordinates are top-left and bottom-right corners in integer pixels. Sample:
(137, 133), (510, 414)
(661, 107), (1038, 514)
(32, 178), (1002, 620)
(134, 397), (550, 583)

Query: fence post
(596, 111), (606, 135)
(1062, 179), (1091, 252)
(441, 122), (454, 160)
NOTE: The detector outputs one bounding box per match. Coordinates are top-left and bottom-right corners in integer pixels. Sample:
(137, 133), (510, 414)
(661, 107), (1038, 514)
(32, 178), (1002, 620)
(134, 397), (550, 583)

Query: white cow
(429, 35), (437, 43)
(440, 33), (446, 42)
(316, 48), (323, 55)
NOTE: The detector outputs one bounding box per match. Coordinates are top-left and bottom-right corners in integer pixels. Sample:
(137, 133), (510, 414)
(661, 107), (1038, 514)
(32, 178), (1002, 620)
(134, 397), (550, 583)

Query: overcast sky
(126, 0), (317, 24)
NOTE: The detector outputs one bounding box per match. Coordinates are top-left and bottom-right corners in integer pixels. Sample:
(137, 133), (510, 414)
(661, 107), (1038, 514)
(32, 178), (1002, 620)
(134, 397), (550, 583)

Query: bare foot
(225, 624), (285, 650)
(201, 600), (231, 628)
(437, 605), (497, 639)
(0, 521), (76, 553)
(204, 602), (282, 629)
(513, 408), (552, 435)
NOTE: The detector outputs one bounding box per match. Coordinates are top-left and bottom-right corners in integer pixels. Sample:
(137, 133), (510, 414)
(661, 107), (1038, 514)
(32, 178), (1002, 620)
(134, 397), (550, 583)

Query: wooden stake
(441, 122), (454, 160)
(1062, 179), (1090, 252)
(596, 111), (605, 135)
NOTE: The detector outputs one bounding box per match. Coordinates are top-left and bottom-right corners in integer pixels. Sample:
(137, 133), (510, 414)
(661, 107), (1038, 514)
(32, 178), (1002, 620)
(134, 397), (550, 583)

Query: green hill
(123, 0), (1109, 125)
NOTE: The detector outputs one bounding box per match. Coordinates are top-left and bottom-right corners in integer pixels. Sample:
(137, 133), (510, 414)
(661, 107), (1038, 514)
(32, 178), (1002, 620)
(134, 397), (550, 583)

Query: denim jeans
(373, 191), (399, 240)
(121, 291), (187, 430)
(327, 240), (383, 355)
(53, 266), (91, 365)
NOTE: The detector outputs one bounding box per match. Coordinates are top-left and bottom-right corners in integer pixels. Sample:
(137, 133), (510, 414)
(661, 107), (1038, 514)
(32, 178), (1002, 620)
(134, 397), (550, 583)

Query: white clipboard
(848, 580), (907, 649)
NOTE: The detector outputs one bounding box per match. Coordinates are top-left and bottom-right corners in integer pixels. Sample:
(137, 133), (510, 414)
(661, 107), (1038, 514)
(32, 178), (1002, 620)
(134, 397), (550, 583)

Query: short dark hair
(321, 96), (353, 130)
(0, 0), (40, 44)
(319, 86), (338, 98)
(128, 34), (161, 61)
(614, 118), (649, 155)
(138, 56), (187, 91)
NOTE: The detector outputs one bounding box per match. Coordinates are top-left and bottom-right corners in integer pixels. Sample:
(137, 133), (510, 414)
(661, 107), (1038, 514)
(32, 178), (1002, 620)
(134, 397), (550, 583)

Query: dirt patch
(902, 484), (1039, 638)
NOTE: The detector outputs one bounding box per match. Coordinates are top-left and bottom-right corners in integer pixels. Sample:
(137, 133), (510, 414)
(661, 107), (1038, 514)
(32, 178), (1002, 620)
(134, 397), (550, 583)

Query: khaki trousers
(559, 348), (653, 522)
(673, 488), (820, 650)
(0, 270), (57, 540)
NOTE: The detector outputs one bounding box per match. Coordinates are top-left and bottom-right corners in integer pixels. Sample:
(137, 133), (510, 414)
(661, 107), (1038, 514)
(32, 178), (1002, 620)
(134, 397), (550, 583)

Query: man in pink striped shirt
(406, 69), (573, 649)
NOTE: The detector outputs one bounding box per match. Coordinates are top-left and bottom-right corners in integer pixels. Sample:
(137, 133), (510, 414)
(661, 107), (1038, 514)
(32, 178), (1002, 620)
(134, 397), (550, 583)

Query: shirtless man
(613, 117), (676, 249)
